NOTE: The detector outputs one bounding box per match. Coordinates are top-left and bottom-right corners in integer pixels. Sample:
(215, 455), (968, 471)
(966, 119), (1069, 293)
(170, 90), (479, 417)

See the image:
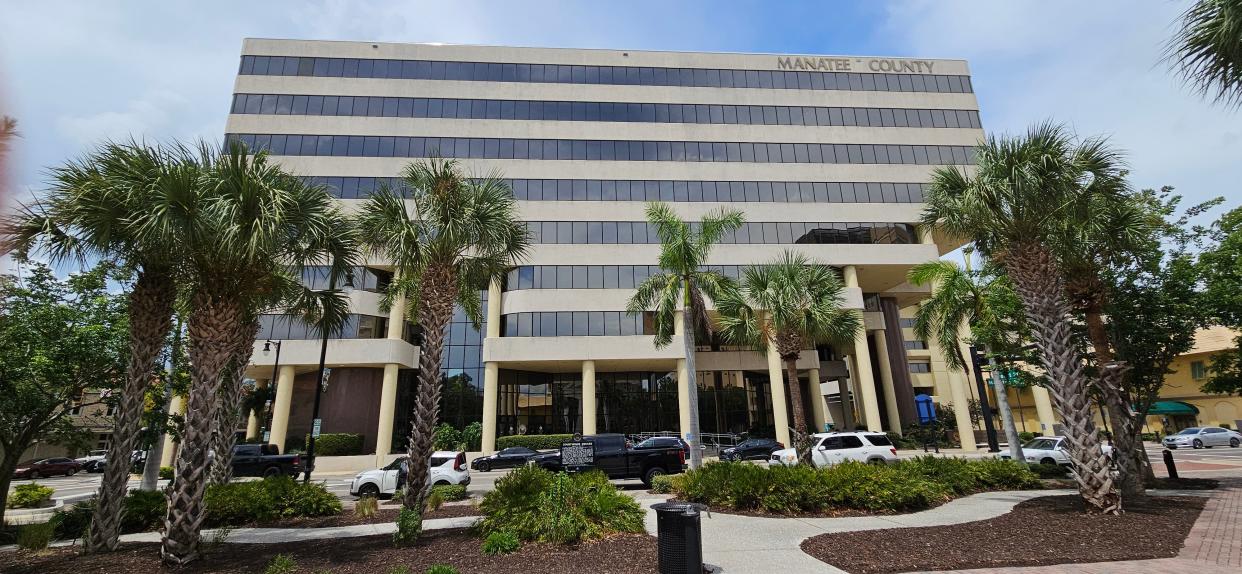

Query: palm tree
(159, 142), (356, 564)
(922, 122), (1126, 514)
(1166, 0), (1242, 107)
(356, 158), (528, 533)
(626, 202), (742, 469)
(715, 251), (860, 463)
(908, 255), (1028, 462)
(2, 141), (189, 552)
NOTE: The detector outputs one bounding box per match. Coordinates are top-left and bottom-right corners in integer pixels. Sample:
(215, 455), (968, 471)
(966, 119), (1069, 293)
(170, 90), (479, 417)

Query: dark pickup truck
(531, 433), (685, 486)
(230, 444), (303, 478)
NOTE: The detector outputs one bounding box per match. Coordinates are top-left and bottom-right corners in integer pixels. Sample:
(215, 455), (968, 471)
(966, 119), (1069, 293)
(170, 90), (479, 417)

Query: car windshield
(634, 438), (665, 449)
(1175, 428), (1202, 435)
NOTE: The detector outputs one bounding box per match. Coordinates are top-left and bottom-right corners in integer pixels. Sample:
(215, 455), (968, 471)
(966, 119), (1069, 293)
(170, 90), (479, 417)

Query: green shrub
(425, 566), (459, 574)
(425, 490), (445, 512)
(461, 422), (483, 451)
(356, 495), (379, 518)
(477, 466), (644, 544)
(263, 554), (297, 574)
(887, 431), (921, 450)
(204, 476), (341, 527)
(53, 490), (168, 540)
(481, 530), (520, 555)
(649, 474), (678, 494)
(159, 466), (174, 480)
(1017, 431), (1037, 443)
(308, 433), (364, 456)
(17, 522), (54, 551)
(496, 434), (574, 450)
(1028, 462), (1069, 478)
(433, 424), (463, 451)
(52, 502), (93, 540)
(672, 458), (1037, 515)
(7, 483), (54, 508)
(393, 506), (422, 547)
(431, 484), (467, 502)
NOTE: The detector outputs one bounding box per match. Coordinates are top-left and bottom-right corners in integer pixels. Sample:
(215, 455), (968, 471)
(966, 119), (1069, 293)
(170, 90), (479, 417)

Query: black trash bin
(653, 502), (704, 574)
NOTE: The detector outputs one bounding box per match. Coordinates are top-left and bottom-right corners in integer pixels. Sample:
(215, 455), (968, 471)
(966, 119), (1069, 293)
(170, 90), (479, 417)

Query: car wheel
(1040, 457), (1057, 466)
(433, 480), (450, 486)
(1193, 439), (1204, 449)
(477, 460), (491, 472)
(67, 468), (77, 476)
(642, 467), (666, 487)
(358, 483), (380, 498)
(1231, 438), (1240, 448)
(866, 458), (885, 465)
(28, 470), (39, 479)
(262, 466), (281, 478)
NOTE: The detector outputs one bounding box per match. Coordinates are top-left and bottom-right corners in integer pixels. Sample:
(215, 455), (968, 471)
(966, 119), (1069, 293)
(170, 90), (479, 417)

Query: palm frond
(1165, 0), (1242, 108)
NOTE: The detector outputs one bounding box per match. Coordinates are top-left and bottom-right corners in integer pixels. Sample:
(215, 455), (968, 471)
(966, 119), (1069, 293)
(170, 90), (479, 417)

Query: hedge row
(496, 434), (575, 450)
(303, 433), (364, 456)
(672, 457), (1039, 514)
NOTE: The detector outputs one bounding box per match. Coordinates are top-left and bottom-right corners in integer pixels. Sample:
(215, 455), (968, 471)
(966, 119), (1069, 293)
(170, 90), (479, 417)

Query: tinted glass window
(840, 436), (864, 448)
(864, 434), (892, 446)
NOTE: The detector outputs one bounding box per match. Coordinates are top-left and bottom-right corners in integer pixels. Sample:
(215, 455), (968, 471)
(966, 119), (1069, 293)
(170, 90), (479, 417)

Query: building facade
(226, 39), (1014, 463)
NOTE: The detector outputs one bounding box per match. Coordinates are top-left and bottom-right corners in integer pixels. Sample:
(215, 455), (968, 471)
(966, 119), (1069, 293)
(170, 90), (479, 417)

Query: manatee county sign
(777, 57), (937, 74)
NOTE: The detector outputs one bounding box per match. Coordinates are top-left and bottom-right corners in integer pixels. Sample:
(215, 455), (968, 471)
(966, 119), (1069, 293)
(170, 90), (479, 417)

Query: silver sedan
(1162, 427), (1242, 449)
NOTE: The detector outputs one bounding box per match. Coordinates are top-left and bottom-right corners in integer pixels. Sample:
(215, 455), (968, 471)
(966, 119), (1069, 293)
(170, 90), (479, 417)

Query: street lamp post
(303, 269), (353, 484)
(261, 340), (282, 444)
(969, 345), (1001, 453)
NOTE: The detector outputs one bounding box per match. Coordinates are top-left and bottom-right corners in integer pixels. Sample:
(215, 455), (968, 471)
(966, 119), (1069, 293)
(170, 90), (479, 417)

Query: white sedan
(350, 451), (470, 498)
(1162, 427), (1242, 449)
(1002, 436), (1113, 466)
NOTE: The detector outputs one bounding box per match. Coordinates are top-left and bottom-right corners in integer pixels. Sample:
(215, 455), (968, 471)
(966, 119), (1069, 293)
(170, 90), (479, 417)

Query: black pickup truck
(230, 444), (303, 478)
(531, 433), (685, 486)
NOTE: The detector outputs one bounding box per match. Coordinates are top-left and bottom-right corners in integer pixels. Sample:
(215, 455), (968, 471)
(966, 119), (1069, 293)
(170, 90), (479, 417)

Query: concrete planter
(4, 498), (63, 526)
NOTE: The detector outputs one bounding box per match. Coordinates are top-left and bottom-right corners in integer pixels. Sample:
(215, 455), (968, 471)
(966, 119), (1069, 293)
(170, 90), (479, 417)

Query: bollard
(1162, 448), (1178, 480)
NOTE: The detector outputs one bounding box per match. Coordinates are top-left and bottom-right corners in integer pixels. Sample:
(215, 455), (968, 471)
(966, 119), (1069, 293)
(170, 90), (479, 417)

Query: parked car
(532, 433), (686, 486)
(81, 457), (107, 473)
(1163, 427), (1242, 449)
(471, 446), (541, 471)
(999, 436), (1115, 466)
(350, 451), (470, 498)
(229, 443), (303, 478)
(632, 436), (690, 456)
(74, 449), (108, 465)
(13, 457), (82, 479)
(720, 438), (784, 462)
(770, 432), (898, 467)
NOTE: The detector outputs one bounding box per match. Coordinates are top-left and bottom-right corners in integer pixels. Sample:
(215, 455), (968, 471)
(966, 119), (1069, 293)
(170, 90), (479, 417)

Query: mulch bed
(0, 529), (659, 574)
(256, 504), (481, 528)
(801, 495), (1205, 573)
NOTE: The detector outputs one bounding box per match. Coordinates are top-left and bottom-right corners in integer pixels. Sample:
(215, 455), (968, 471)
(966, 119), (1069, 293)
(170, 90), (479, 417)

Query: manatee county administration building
(220, 38), (1056, 465)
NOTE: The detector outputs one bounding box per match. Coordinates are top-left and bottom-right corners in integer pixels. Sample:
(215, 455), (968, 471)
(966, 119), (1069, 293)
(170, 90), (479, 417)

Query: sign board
(262, 431), (270, 442)
(311, 418), (322, 438)
(560, 440), (595, 468)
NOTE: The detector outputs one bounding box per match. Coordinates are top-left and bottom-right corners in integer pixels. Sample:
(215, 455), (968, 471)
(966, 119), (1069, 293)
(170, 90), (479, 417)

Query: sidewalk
(916, 478), (1242, 574)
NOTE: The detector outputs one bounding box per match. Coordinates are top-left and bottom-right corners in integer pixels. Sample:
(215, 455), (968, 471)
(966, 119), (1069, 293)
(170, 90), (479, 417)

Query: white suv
(350, 451), (470, 498)
(770, 432), (899, 467)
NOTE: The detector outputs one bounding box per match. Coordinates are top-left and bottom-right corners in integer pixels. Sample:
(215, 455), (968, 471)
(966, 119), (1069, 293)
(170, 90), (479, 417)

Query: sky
(1, 0), (1239, 265)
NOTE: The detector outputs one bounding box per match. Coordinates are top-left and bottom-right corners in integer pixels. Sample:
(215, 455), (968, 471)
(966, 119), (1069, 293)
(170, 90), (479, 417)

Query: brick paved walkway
(916, 478), (1242, 574)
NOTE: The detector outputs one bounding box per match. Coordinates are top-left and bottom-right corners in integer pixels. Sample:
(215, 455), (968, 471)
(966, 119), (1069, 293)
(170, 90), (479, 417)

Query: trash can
(653, 502), (704, 574)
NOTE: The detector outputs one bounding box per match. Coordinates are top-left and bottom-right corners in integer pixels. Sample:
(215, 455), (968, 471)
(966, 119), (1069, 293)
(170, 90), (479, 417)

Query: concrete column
(807, 368), (827, 433)
(374, 364), (400, 467)
(873, 330), (903, 434)
(1031, 385), (1058, 436)
(676, 358), (692, 438)
(269, 365), (296, 454)
(481, 362), (500, 453)
(160, 394), (185, 467)
(840, 356), (857, 429)
(246, 379), (268, 440)
(850, 344), (883, 433)
(949, 371), (978, 451)
(767, 346), (792, 448)
(482, 278), (503, 454)
(918, 225), (936, 245)
(582, 360), (597, 435)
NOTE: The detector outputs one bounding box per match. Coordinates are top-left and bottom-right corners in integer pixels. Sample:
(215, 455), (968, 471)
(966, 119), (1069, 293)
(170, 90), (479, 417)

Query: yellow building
(976, 327), (1242, 438)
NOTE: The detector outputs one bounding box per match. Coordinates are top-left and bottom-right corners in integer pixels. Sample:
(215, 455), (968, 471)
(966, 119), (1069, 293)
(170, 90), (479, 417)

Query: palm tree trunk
(988, 364), (1024, 462)
(87, 268), (175, 553)
(1082, 308), (1145, 500)
(1004, 242), (1120, 514)
(681, 311), (703, 469)
(161, 292), (244, 565)
(783, 352), (812, 464)
(210, 320), (259, 485)
(142, 316), (183, 492)
(401, 265), (456, 526)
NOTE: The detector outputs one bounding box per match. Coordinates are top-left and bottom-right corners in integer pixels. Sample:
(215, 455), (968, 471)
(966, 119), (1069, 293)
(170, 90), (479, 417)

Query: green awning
(1147, 401), (1200, 415)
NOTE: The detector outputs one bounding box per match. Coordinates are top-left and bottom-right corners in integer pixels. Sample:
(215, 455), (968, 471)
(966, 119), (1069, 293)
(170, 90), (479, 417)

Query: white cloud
(55, 90), (197, 148)
(880, 0), (1242, 210)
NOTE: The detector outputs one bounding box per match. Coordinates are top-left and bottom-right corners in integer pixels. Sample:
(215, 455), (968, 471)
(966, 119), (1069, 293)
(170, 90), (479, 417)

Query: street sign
(312, 418), (322, 438)
(262, 431), (270, 442)
(560, 440), (595, 468)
